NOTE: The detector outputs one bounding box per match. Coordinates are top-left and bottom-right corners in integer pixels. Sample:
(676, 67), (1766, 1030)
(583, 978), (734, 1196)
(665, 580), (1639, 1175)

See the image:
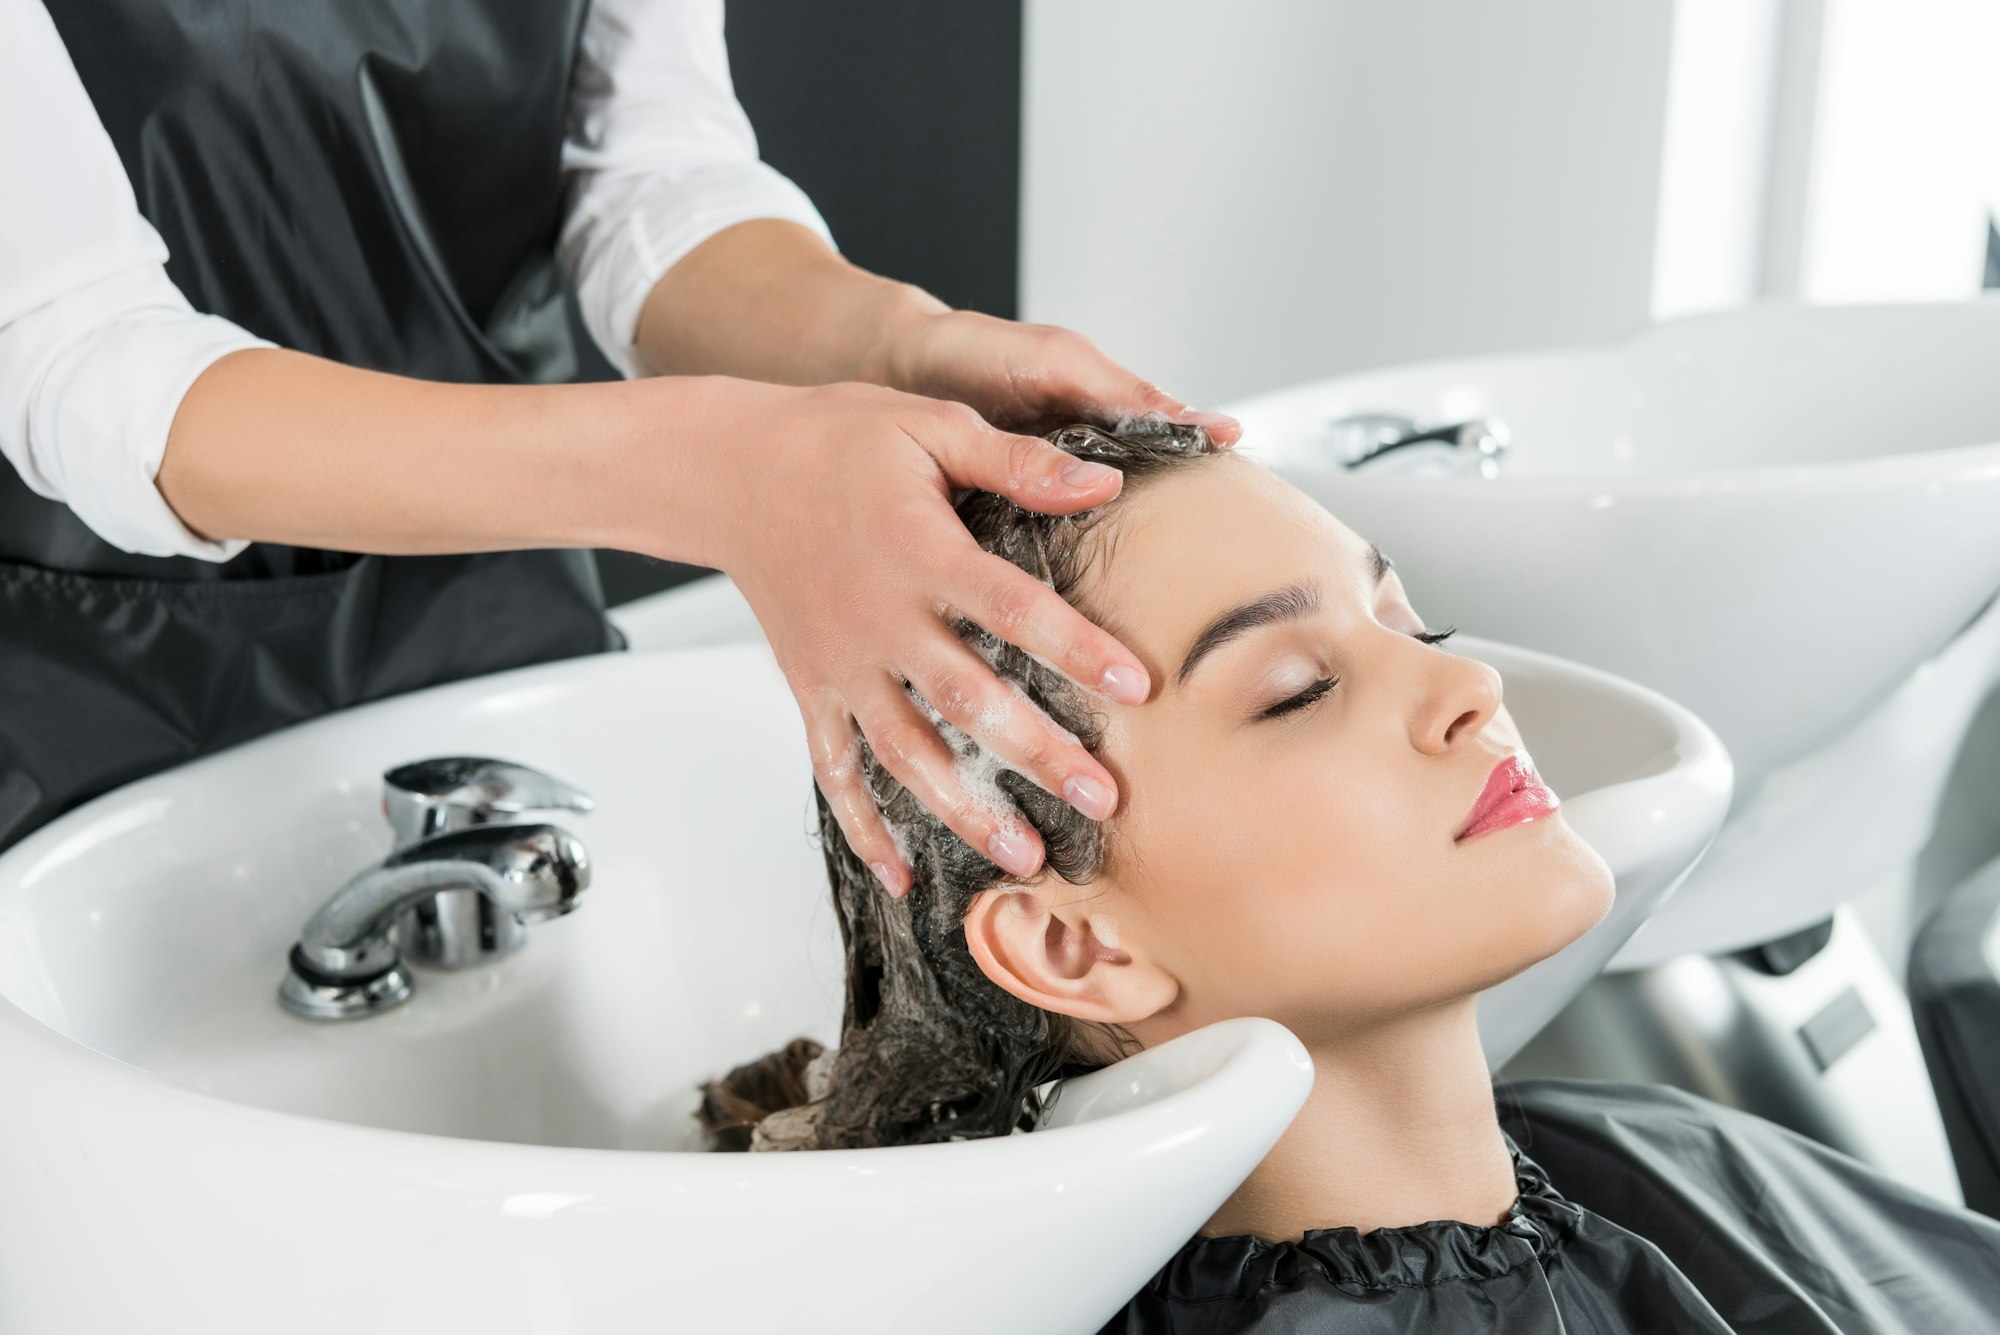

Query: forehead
(1077, 456), (1374, 667)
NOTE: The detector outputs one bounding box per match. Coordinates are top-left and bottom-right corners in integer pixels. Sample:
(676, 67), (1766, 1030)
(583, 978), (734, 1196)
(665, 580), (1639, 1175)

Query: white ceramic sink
(0, 605), (1727, 1333)
(1232, 301), (2000, 963)
(0, 644), (1315, 1335)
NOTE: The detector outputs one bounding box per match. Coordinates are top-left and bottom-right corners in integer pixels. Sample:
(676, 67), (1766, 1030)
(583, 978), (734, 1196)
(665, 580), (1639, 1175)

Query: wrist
(635, 220), (948, 386)
(599, 374), (803, 572)
(848, 282), (952, 390)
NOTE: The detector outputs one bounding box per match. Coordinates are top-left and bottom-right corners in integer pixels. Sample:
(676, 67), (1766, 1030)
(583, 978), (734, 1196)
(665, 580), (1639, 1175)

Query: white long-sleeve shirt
(0, 0), (830, 563)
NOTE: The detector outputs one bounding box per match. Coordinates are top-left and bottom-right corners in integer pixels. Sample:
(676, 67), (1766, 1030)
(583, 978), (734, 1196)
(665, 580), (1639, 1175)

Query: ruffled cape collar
(1149, 1132), (1584, 1298)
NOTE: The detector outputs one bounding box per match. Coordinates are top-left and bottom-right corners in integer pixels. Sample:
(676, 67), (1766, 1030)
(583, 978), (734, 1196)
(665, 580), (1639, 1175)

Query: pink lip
(1455, 754), (1559, 843)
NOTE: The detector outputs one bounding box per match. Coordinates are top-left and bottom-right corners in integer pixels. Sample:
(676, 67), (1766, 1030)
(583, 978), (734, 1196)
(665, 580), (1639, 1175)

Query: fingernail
(986, 827), (1042, 878)
(1060, 458), (1118, 488)
(1179, 409), (1241, 435)
(1063, 773), (1116, 821)
(1099, 662), (1149, 705)
(871, 861), (906, 897)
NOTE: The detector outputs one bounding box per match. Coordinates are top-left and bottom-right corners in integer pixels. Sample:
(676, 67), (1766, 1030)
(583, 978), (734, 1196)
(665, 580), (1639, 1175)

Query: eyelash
(1258, 626), (1458, 720)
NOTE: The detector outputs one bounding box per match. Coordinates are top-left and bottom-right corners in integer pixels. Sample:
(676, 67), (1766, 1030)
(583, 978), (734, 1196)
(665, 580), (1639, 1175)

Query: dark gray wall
(596, 1), (1024, 606)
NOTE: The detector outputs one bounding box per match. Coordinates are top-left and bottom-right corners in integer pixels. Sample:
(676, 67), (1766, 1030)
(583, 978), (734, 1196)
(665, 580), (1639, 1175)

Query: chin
(1543, 828), (1617, 944)
(1494, 823), (1617, 967)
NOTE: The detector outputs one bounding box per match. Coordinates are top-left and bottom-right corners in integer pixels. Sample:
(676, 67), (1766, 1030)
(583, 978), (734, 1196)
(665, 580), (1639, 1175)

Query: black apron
(1, 0), (625, 852)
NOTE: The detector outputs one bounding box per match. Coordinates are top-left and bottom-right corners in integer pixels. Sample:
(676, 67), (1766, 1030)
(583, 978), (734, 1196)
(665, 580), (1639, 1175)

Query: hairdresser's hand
(859, 308), (1243, 444)
(703, 379), (1148, 898)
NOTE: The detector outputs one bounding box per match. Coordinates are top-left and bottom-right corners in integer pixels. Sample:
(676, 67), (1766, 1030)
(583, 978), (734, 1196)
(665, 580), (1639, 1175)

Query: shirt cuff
(17, 266), (272, 562)
(563, 159), (834, 379)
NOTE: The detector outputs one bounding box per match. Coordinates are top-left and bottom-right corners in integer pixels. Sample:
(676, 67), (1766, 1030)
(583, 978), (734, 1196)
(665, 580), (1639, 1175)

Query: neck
(1198, 998), (1517, 1242)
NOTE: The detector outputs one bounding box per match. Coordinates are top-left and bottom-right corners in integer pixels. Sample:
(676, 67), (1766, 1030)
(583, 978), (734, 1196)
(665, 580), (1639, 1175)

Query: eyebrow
(1174, 544), (1392, 686)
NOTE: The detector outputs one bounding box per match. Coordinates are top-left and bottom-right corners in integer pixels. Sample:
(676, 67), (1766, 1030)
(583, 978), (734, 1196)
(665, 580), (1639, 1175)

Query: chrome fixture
(384, 757), (594, 967)
(1328, 412), (1511, 474)
(279, 758), (592, 1021)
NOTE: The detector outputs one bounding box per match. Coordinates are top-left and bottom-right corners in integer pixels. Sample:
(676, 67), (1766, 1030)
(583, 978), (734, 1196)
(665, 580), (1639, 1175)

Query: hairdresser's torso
(0, 0), (616, 851)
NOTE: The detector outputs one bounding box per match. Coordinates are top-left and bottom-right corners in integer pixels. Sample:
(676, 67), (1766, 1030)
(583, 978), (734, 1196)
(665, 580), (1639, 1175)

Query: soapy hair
(696, 417), (1221, 1151)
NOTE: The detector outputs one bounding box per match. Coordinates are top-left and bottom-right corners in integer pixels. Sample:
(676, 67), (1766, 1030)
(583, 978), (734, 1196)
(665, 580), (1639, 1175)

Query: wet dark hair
(697, 418), (1223, 1151)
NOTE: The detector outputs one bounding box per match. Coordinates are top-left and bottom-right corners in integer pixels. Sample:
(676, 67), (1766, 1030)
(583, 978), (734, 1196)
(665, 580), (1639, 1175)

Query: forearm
(631, 220), (1244, 448)
(158, 346), (744, 566)
(632, 219), (945, 385)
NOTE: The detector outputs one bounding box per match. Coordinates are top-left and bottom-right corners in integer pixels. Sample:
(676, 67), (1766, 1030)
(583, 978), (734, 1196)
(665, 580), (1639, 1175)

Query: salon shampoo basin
(0, 595), (1724, 1333)
(0, 645), (1312, 1335)
(1234, 301), (2000, 963)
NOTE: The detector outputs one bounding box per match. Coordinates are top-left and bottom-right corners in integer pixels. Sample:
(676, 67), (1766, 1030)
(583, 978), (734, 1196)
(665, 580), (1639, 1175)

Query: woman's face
(973, 455), (1614, 1046)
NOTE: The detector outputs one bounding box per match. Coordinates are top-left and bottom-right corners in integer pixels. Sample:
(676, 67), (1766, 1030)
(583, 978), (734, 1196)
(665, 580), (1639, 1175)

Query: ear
(962, 883), (1178, 1026)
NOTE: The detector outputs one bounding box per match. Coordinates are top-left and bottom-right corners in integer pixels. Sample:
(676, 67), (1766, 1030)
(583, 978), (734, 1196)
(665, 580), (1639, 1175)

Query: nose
(1407, 643), (1502, 754)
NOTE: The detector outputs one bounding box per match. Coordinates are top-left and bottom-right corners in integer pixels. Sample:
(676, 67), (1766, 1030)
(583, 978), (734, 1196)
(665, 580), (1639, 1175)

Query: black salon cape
(1098, 1077), (2000, 1333)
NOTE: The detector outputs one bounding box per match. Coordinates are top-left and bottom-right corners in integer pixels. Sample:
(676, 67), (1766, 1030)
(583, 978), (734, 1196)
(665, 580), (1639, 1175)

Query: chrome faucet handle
(1326, 412), (1420, 464)
(381, 758), (594, 970)
(383, 757), (594, 850)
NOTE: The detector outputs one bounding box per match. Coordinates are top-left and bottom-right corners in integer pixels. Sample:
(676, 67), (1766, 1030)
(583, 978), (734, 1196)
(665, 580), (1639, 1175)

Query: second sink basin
(1235, 301), (2000, 793)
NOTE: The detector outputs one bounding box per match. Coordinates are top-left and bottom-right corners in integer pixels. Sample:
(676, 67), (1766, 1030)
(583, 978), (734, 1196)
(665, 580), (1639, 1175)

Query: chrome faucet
(382, 757), (594, 967)
(279, 758), (593, 1021)
(1328, 412), (1510, 475)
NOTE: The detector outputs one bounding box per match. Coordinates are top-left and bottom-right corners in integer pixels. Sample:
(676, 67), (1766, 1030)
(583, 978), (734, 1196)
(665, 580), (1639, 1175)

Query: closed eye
(1258, 627), (1454, 721)
(1260, 677), (1337, 720)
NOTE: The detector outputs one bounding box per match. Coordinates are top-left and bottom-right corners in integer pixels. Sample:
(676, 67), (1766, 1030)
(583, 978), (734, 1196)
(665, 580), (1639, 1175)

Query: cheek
(1116, 727), (1425, 997)
(1113, 725), (1616, 1024)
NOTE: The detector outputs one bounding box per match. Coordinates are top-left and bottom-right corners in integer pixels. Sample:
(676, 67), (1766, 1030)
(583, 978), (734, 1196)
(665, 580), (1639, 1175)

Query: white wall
(1019, 0), (1678, 405)
(1022, 1), (2000, 405)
